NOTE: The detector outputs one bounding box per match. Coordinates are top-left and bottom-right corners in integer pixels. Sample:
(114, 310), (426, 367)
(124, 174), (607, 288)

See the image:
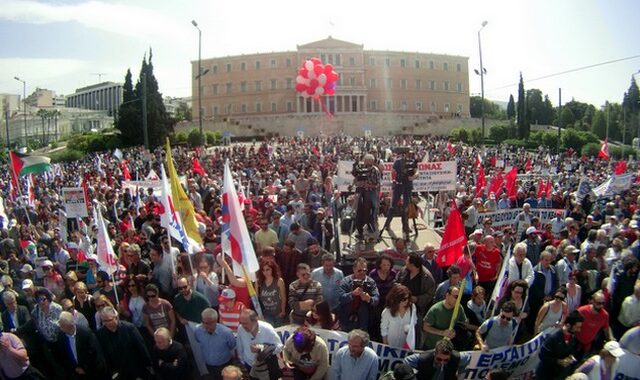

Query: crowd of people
(0, 134), (638, 380)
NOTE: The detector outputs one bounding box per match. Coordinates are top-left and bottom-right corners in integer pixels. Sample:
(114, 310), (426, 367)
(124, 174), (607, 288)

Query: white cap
(526, 226), (537, 235)
(22, 279), (34, 289)
(604, 341), (625, 357)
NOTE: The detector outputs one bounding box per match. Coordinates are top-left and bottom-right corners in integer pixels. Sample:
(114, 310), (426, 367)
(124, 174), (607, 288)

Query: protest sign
(336, 160), (457, 192)
(61, 187), (88, 218)
(274, 325), (547, 380)
(474, 208), (565, 229)
(122, 180), (162, 196)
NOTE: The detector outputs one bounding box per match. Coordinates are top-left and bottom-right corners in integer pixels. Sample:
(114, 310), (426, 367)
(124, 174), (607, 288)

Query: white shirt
(237, 320), (283, 366)
(508, 257), (534, 286)
(380, 304), (415, 348)
(619, 294), (640, 327)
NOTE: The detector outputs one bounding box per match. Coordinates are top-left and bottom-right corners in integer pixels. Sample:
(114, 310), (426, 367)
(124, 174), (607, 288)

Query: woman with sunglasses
(31, 288), (62, 344)
(380, 284), (416, 348)
(534, 287), (569, 334)
(93, 294), (114, 330)
(120, 279), (146, 332)
(142, 283), (176, 338)
(495, 280), (530, 340)
(191, 258), (219, 308)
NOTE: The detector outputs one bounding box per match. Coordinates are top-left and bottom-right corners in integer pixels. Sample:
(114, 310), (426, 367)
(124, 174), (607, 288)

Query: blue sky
(0, 0), (638, 109)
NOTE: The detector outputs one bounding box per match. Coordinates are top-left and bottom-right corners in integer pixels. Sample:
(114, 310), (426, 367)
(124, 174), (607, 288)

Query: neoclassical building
(191, 37), (470, 135)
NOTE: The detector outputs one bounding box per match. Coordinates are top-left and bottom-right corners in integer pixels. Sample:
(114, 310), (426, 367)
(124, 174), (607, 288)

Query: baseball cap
(20, 264), (34, 273)
(22, 279), (34, 290)
(218, 288), (236, 303)
(87, 254), (98, 262)
(41, 260), (54, 268)
(604, 341), (625, 357)
(472, 229), (483, 236)
(526, 226), (537, 235)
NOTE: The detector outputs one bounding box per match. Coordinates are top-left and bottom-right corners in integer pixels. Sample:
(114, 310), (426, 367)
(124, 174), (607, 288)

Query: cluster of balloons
(295, 57), (339, 99)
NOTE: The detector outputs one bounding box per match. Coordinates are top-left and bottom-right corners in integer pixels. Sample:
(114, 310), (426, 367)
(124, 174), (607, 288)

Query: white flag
(93, 206), (118, 275)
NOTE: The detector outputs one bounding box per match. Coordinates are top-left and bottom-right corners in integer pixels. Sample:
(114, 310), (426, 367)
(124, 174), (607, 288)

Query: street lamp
(14, 76), (27, 146)
(191, 20), (209, 137)
(477, 20), (488, 144)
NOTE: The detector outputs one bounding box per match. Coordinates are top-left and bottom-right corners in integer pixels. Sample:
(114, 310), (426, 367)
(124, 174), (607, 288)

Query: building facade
(25, 88), (64, 109)
(65, 82), (123, 116)
(192, 37), (469, 123)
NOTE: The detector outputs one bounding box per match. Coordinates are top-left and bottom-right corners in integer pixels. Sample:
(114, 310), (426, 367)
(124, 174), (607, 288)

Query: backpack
(481, 316), (517, 340)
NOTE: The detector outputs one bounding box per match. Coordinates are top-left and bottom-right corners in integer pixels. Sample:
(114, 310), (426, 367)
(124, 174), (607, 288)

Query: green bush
(502, 139), (538, 149)
(610, 145), (637, 159)
(206, 131), (222, 145)
(187, 129), (205, 147)
(175, 132), (188, 145)
(489, 124), (513, 142)
(50, 149), (84, 162)
(562, 129), (600, 152)
(450, 128), (469, 143)
(104, 135), (123, 150)
(581, 143), (600, 157)
(468, 128), (483, 145)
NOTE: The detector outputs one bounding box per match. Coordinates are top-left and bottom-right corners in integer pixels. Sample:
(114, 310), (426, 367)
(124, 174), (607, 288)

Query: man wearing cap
(575, 340), (627, 379)
(556, 246), (579, 285)
(523, 226), (542, 265)
(218, 288), (246, 332)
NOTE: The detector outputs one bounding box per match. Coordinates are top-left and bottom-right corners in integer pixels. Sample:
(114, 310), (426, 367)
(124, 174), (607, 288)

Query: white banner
(61, 187), (88, 218)
(274, 325), (546, 380)
(121, 180), (162, 196)
(336, 160), (457, 193)
(592, 173), (634, 198)
(474, 208), (566, 229)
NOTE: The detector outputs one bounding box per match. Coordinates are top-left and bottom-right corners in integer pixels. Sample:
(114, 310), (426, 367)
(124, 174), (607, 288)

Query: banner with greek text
(122, 180), (162, 196)
(336, 160), (457, 192)
(474, 208), (566, 229)
(61, 187), (89, 218)
(274, 325), (547, 380)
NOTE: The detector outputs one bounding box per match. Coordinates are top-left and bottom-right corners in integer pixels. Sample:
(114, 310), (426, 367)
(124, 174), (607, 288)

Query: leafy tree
(115, 49), (174, 148)
(560, 107), (576, 128)
(187, 129), (205, 147)
(591, 109), (606, 139)
(516, 73), (529, 139)
(622, 76), (640, 141)
(507, 94), (516, 120)
(469, 97), (505, 119)
(175, 102), (192, 122)
(526, 89), (554, 125)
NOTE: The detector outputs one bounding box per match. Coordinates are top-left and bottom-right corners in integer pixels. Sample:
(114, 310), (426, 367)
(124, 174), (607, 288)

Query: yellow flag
(165, 138), (203, 246)
(449, 278), (465, 330)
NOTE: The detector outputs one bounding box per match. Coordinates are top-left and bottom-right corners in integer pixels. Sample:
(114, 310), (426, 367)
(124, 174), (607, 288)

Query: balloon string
(317, 98), (333, 119)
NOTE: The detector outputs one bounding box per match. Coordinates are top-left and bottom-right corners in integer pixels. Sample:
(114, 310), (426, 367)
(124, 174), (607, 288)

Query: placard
(61, 187), (88, 218)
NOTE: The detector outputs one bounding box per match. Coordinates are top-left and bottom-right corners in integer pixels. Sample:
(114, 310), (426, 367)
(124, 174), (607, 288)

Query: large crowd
(0, 135), (638, 380)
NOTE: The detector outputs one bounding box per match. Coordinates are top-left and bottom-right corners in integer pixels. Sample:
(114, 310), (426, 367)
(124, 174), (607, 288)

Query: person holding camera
(382, 149), (418, 239)
(352, 154), (381, 240)
(337, 258), (380, 332)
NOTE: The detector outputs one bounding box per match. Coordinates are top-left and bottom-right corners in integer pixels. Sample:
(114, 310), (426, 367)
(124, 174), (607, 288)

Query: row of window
(203, 101), (464, 116)
(208, 56), (464, 73)
(204, 79), (465, 95)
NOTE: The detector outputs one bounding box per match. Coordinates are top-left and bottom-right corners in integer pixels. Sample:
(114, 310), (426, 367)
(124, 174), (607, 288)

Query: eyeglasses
(355, 269), (366, 273)
(178, 286), (189, 290)
(37, 297), (47, 303)
(146, 294), (157, 298)
(500, 314), (512, 322)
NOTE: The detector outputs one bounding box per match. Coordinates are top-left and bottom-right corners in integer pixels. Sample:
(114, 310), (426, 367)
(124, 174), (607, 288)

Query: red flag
(615, 160), (627, 175)
(121, 161), (131, 180)
(436, 202), (467, 267)
(475, 153), (482, 168)
(446, 142), (455, 155)
(505, 167), (518, 200)
(524, 157), (532, 172)
(598, 139), (610, 160)
(545, 178), (553, 199)
(475, 166), (486, 198)
(490, 156), (497, 167)
(536, 178), (544, 198)
(488, 170), (504, 197)
(192, 157), (206, 176)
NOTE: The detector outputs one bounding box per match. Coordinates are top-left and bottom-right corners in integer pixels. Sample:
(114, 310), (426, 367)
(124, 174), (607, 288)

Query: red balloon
(328, 72), (339, 82)
(306, 87), (315, 96)
(324, 64), (334, 75)
(295, 83), (307, 93)
(310, 79), (319, 89)
(325, 88), (335, 95)
(311, 57), (321, 65)
(298, 68), (308, 77)
(313, 64), (324, 77)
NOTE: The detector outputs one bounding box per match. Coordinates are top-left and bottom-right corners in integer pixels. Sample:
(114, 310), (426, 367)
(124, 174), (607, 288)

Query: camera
(352, 162), (372, 182)
(403, 159), (418, 177)
(352, 279), (364, 289)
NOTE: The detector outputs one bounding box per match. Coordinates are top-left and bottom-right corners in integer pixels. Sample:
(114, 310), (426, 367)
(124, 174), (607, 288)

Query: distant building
(192, 36), (469, 121)
(163, 96), (190, 117)
(26, 88), (63, 109)
(65, 82), (123, 116)
(0, 94), (21, 117)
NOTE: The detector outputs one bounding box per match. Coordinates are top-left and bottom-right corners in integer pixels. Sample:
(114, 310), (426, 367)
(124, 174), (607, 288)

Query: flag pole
(448, 279), (466, 331)
(241, 265), (263, 319)
(111, 271), (120, 306)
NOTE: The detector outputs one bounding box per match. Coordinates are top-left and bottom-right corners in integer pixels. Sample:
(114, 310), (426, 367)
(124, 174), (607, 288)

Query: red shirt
(474, 244), (502, 282)
(575, 305), (609, 349)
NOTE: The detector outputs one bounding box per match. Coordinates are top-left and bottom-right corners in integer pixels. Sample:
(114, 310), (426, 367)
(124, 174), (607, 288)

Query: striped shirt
(288, 279), (324, 323)
(219, 301), (246, 332)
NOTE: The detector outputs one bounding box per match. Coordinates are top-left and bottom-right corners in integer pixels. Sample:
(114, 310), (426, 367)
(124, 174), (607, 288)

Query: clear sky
(1, 0), (638, 109)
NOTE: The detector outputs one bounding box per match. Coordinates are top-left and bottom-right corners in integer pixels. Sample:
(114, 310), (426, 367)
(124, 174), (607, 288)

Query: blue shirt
(194, 323), (236, 366)
(330, 345), (378, 380)
(311, 267), (344, 311)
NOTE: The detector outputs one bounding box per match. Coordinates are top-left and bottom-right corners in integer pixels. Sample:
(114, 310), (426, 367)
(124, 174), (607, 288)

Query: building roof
(297, 36), (364, 50)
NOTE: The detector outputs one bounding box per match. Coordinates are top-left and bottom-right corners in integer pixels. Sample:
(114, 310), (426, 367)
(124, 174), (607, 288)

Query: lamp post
(192, 20), (204, 137)
(478, 21), (488, 144)
(14, 76), (27, 146)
